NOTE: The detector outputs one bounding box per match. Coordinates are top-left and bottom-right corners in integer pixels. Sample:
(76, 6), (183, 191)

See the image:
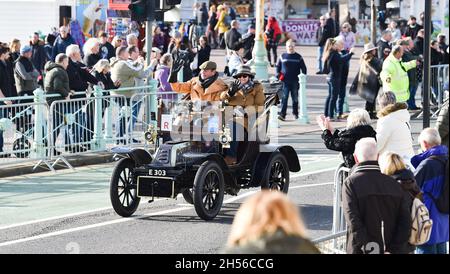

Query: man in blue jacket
(412, 128), (449, 254)
(276, 39), (307, 121)
(52, 26), (75, 61)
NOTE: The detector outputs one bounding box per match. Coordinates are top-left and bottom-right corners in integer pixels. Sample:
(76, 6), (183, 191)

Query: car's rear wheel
(110, 158), (140, 217)
(261, 152), (290, 193)
(182, 189), (194, 205)
(193, 161), (225, 220)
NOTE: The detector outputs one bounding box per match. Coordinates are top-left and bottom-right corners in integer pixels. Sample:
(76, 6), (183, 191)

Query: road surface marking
(0, 197), (165, 231)
(0, 191), (260, 248)
(0, 181), (336, 248)
(290, 182), (333, 189)
(0, 207), (111, 231)
(0, 207), (192, 248)
(291, 167), (337, 179)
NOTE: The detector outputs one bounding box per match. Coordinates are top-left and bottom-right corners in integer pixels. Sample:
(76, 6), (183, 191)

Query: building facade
(0, 0), (77, 43)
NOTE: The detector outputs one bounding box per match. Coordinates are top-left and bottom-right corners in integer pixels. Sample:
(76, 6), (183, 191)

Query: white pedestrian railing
(0, 84), (170, 172)
(332, 163), (350, 234)
(313, 231), (347, 254)
(0, 100), (47, 164)
(430, 64), (449, 117)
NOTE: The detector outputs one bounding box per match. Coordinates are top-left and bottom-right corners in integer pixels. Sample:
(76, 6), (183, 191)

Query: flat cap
(199, 61), (217, 70)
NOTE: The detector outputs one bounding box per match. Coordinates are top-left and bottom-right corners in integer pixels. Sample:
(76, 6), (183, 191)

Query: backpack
(409, 198), (433, 245)
(224, 14), (232, 28)
(426, 156), (449, 214)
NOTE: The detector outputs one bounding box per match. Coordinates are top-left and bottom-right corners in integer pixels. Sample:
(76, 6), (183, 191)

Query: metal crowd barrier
(313, 231), (347, 254)
(0, 92), (51, 167)
(0, 83), (166, 172)
(332, 163), (351, 234)
(430, 64), (449, 117)
(418, 64), (449, 119)
(311, 161), (351, 254)
(129, 90), (178, 145)
(47, 93), (127, 169)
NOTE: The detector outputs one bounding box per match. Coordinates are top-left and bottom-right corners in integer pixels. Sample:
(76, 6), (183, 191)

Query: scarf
(199, 72), (218, 89)
(240, 80), (254, 95)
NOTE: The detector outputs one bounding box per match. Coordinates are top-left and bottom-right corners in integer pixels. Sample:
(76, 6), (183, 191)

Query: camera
(417, 55), (424, 63)
(177, 50), (191, 64)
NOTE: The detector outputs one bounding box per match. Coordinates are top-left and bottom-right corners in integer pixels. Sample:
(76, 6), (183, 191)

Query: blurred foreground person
(223, 191), (320, 254)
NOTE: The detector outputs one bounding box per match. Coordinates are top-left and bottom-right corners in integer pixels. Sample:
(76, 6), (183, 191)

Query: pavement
(0, 152), (115, 179)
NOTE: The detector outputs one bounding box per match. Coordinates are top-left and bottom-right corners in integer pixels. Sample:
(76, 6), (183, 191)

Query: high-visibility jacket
(380, 54), (417, 102)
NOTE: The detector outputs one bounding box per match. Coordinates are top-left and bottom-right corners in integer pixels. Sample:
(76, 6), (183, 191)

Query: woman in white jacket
(376, 91), (415, 161)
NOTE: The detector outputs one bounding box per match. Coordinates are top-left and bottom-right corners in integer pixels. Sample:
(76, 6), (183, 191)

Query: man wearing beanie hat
(14, 45), (39, 98)
(13, 44), (40, 133)
(169, 60), (228, 101)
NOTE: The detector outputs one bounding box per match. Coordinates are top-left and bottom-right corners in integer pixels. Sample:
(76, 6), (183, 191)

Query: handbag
(356, 63), (380, 103)
(349, 70), (359, 95)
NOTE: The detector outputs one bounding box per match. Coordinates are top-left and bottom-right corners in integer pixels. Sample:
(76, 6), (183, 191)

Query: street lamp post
(144, 2), (158, 131)
(252, 0), (269, 80)
(423, 0), (432, 128)
(371, 0), (377, 44)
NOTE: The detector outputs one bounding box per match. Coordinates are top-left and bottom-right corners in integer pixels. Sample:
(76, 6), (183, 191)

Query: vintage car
(110, 82), (301, 220)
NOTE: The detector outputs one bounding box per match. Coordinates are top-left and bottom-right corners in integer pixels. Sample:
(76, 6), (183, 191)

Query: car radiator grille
(156, 149), (170, 164)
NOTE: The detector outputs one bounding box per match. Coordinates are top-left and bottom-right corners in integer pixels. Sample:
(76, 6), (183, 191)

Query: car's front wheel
(110, 158), (140, 217)
(193, 161), (225, 220)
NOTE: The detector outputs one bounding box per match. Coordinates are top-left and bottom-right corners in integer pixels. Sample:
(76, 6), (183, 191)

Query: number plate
(148, 169), (167, 176)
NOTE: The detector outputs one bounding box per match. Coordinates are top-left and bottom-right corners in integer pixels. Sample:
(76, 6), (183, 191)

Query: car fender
(258, 144), (300, 172)
(111, 147), (153, 166)
(251, 145), (301, 186)
(278, 146), (301, 172)
(191, 153), (229, 171)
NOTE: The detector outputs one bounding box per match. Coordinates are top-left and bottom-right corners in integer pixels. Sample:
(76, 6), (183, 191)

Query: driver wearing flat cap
(169, 60), (228, 101)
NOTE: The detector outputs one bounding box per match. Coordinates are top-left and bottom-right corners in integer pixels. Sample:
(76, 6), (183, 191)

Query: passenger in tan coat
(220, 65), (265, 107)
(169, 61), (228, 101)
(220, 65), (266, 165)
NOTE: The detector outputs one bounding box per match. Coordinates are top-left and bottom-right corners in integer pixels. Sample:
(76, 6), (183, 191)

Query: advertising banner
(108, 0), (131, 11)
(355, 19), (371, 46)
(282, 19), (320, 45)
(76, 0), (108, 38)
